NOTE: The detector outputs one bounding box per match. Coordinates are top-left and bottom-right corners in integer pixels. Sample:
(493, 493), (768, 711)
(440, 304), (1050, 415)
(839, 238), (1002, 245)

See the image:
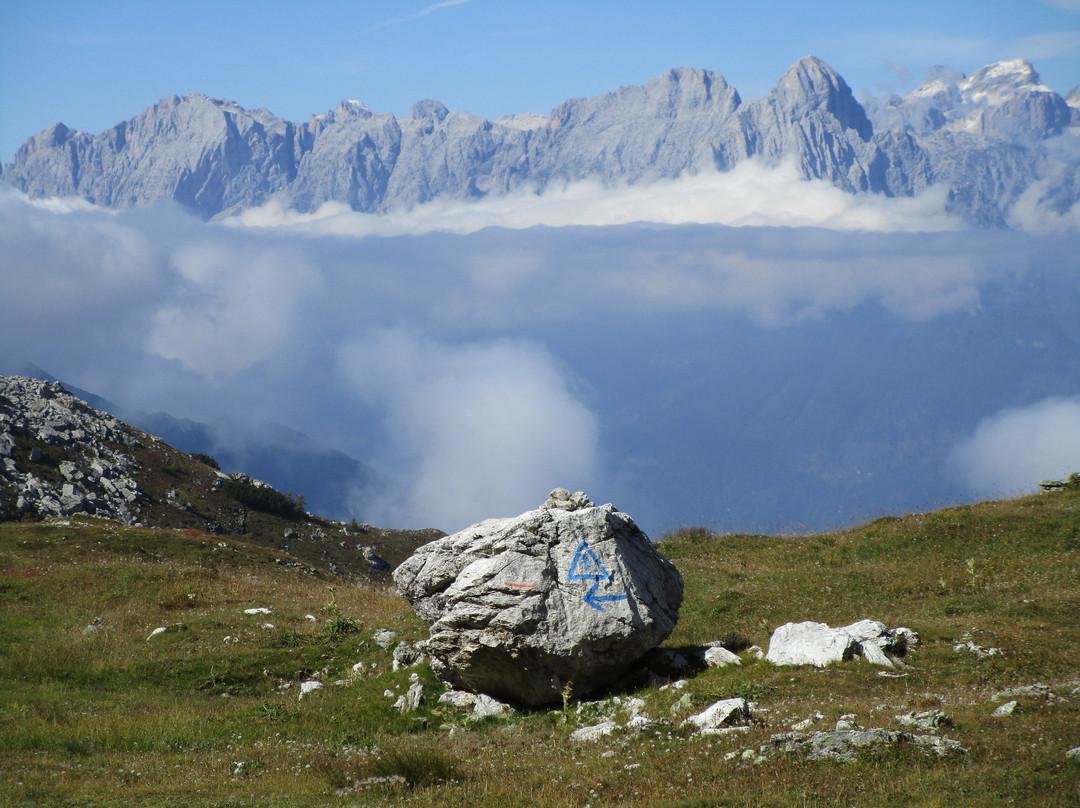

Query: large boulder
(393, 489), (684, 707)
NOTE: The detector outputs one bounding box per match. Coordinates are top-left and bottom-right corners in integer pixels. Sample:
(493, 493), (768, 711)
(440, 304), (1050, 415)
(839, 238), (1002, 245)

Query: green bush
(221, 478), (305, 519)
(191, 452), (220, 470)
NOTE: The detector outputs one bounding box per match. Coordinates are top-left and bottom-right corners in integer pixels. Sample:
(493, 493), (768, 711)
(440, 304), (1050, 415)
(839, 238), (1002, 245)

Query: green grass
(1, 489), (1079, 807)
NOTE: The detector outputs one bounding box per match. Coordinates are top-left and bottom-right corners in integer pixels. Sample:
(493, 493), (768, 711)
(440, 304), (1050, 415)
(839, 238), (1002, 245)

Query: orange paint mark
(504, 582), (537, 589)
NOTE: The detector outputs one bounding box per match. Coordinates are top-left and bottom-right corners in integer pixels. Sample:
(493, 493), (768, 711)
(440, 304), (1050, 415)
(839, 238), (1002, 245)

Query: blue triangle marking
(567, 541), (610, 582)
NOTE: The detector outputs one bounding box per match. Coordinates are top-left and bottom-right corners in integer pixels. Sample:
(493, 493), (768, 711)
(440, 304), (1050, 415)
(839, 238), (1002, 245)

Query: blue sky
(2, 0), (1078, 163)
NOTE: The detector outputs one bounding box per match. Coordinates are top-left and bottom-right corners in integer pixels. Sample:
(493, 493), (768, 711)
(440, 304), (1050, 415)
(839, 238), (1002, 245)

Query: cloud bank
(2, 184), (1078, 533)
(949, 397), (1080, 497)
(231, 160), (962, 237)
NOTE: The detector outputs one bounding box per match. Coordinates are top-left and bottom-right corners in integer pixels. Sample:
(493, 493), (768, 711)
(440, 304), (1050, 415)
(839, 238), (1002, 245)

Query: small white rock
(299, 680), (323, 699)
(993, 700), (1018, 717)
(570, 721), (619, 743)
(703, 646), (741, 668)
(683, 698), (749, 731)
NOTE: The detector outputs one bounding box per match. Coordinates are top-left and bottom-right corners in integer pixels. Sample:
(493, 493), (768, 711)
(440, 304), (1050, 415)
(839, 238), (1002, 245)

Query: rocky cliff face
(0, 376), (145, 524)
(3, 57), (1077, 226)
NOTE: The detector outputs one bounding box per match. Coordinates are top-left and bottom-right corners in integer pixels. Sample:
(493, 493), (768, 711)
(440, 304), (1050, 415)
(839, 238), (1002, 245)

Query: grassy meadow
(1, 486), (1078, 807)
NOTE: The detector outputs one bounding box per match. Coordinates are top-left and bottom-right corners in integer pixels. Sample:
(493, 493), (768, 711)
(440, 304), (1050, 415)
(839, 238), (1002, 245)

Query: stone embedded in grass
(993, 700), (1019, 717)
(702, 646), (741, 668)
(394, 681), (424, 713)
(243, 607), (272, 615)
(299, 680), (323, 699)
(953, 633), (1002, 658)
(437, 690), (512, 719)
(394, 490), (683, 707)
(682, 697), (750, 733)
(755, 727), (966, 763)
(146, 622), (186, 640)
(766, 620), (914, 668)
(392, 641), (425, 671)
(570, 721), (619, 743)
(895, 709), (953, 731)
(373, 629), (398, 649)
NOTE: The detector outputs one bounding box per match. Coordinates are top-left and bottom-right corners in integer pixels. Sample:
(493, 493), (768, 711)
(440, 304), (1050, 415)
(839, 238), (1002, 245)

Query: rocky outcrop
(4, 57), (1076, 227)
(393, 489), (684, 707)
(0, 376), (144, 523)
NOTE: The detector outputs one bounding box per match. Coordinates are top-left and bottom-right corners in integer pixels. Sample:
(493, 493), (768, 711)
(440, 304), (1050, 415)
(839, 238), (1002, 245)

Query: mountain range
(3, 56), (1078, 227)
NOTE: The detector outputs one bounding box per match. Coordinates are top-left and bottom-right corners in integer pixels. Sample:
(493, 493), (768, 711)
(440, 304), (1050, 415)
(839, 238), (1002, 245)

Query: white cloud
(1006, 176), (1080, 235)
(146, 240), (322, 378)
(365, 0), (470, 33)
(1012, 30), (1080, 60)
(337, 329), (599, 531)
(948, 397), (1080, 496)
(230, 160), (962, 237)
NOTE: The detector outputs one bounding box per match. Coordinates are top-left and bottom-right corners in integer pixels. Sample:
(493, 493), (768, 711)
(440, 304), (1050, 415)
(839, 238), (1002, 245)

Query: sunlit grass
(1, 489), (1079, 806)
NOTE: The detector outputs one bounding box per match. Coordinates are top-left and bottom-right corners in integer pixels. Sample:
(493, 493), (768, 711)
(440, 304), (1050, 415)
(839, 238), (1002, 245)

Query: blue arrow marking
(567, 541), (611, 582)
(582, 582), (628, 612)
(567, 541), (627, 611)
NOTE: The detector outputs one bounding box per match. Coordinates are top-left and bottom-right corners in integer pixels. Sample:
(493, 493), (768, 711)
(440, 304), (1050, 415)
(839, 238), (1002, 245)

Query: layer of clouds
(949, 397), (1080, 496)
(231, 160), (962, 237)
(2, 186), (1078, 531)
(146, 240), (322, 378)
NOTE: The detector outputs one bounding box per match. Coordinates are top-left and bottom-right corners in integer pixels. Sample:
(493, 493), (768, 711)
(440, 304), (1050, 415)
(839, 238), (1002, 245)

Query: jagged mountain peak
(960, 58), (1049, 96)
(409, 99), (450, 122)
(3, 56), (1077, 228)
(766, 55), (872, 140)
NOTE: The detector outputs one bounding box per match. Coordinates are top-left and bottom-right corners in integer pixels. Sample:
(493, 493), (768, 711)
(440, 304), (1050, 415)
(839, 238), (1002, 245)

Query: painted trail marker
(567, 541), (628, 612)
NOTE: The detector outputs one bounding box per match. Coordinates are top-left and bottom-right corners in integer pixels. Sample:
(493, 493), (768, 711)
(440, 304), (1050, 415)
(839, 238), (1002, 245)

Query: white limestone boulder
(393, 489), (683, 707)
(766, 620), (915, 668)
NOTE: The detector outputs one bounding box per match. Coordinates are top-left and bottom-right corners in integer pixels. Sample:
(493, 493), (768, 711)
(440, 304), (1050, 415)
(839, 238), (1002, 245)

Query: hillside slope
(1, 484), (1077, 806)
(0, 375), (441, 581)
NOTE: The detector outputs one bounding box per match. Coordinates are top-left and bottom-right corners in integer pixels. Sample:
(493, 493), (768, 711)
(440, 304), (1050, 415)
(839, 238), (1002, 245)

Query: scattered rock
(147, 622), (187, 640)
(373, 629), (399, 650)
(394, 680), (423, 713)
(437, 690), (512, 720)
(953, 632), (1002, 658)
(791, 711), (824, 731)
(895, 709), (953, 731)
(361, 546), (390, 571)
(756, 728), (966, 762)
(993, 700), (1019, 717)
(766, 620), (914, 668)
(1038, 479), (1068, 491)
(682, 698), (750, 733)
(243, 607), (272, 615)
(299, 680), (323, 699)
(991, 684), (1050, 702)
(570, 721), (619, 743)
(82, 617), (103, 635)
(834, 714), (861, 731)
(394, 490), (683, 706)
(1066, 747), (1080, 762)
(703, 646), (741, 669)
(392, 641), (425, 671)
(541, 488), (594, 512)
